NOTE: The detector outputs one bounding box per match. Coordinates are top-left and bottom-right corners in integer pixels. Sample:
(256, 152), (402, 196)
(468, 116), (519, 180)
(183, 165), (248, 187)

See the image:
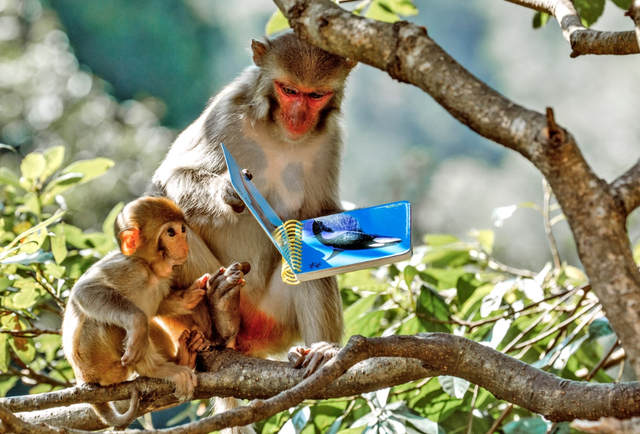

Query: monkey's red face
(274, 80), (333, 139)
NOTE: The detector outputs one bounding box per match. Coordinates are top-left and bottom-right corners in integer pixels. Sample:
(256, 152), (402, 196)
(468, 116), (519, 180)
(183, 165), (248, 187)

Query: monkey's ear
(119, 228), (140, 256)
(251, 39), (269, 67)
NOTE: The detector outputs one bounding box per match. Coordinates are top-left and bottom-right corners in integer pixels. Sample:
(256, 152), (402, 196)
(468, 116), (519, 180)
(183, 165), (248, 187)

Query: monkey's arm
(160, 168), (245, 218)
(71, 282), (149, 367)
(156, 275), (208, 317)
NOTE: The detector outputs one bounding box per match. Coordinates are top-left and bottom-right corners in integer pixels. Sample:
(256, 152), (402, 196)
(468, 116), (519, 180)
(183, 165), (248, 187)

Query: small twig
(32, 268), (65, 309)
(467, 384), (479, 434)
(542, 179), (562, 270)
(543, 285), (591, 353)
(0, 328), (60, 337)
(487, 259), (537, 278)
(502, 287), (579, 352)
(509, 302), (598, 351)
(544, 107), (565, 145)
(585, 342), (619, 381)
(6, 365), (69, 389)
(485, 403), (513, 434)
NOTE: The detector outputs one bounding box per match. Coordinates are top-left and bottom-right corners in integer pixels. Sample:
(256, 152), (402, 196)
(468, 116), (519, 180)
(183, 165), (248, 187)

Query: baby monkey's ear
(119, 228), (140, 256)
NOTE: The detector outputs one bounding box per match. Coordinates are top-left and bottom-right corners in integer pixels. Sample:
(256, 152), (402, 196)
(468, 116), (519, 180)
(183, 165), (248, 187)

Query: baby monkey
(62, 196), (247, 428)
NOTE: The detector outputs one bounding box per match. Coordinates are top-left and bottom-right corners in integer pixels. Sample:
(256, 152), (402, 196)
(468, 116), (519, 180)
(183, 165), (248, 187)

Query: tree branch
(3, 334), (640, 432)
(611, 156), (640, 216)
(504, 0), (640, 57)
(273, 0), (640, 380)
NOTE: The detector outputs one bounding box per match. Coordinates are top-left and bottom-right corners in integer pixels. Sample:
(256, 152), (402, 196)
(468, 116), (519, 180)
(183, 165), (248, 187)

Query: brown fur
(62, 197), (206, 428)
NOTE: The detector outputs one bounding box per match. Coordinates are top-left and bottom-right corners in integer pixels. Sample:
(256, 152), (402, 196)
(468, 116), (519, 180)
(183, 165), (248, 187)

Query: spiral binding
(274, 220), (303, 285)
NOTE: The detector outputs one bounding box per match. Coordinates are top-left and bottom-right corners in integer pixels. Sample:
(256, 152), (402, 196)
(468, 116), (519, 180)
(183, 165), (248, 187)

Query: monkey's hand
(183, 275), (209, 309)
(220, 175), (245, 213)
(288, 342), (341, 378)
(176, 329), (209, 369)
(121, 316), (150, 367)
(207, 262), (251, 347)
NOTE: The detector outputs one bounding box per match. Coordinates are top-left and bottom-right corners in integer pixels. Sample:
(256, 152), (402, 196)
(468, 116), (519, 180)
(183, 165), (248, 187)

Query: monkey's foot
(288, 342), (341, 378)
(176, 330), (209, 369)
(171, 365), (198, 400)
(207, 262), (250, 346)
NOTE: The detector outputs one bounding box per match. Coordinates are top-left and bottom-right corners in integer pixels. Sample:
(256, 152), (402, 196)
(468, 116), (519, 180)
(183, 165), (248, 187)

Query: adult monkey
(151, 32), (356, 375)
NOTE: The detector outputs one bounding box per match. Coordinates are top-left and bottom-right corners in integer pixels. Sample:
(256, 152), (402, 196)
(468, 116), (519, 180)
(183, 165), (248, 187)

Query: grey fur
(151, 33), (354, 357)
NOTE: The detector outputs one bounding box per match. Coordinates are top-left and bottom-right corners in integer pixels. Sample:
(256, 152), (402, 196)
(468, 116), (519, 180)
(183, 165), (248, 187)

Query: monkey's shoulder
(73, 252), (152, 295)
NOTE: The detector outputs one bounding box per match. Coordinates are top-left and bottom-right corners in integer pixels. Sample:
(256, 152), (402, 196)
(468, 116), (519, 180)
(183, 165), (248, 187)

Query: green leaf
(609, 0), (632, 9)
(41, 145), (65, 182)
(9, 335), (36, 365)
(41, 173), (85, 202)
(0, 333), (10, 372)
(12, 281), (42, 309)
(344, 294), (378, 326)
(455, 274), (477, 305)
(20, 152), (46, 186)
(0, 376), (18, 397)
(549, 422), (571, 434)
(396, 315), (427, 335)
(634, 240), (640, 265)
(588, 317), (615, 341)
(404, 265), (419, 287)
(416, 285), (451, 332)
(379, 0), (418, 16)
(347, 310), (385, 337)
(366, 0), (400, 23)
(424, 234), (458, 246)
(393, 405), (440, 434)
(503, 417), (548, 434)
(60, 157), (114, 185)
(474, 229), (494, 254)
(438, 376), (469, 399)
(265, 9), (290, 35)
(35, 334), (62, 362)
(103, 202), (124, 237)
(0, 211), (65, 260)
(574, 0), (605, 26)
(533, 12), (551, 28)
(2, 250), (54, 265)
(50, 224), (68, 264)
(421, 268), (466, 290)
(338, 428), (366, 434)
(0, 167), (23, 189)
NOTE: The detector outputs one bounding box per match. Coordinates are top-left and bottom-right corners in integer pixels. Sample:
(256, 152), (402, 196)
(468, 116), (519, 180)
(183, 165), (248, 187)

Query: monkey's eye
(167, 227), (176, 237)
(308, 92), (325, 100)
(181, 224), (186, 233)
(281, 86), (297, 96)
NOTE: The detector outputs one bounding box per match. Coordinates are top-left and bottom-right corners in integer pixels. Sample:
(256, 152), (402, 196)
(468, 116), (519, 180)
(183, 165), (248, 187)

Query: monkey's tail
(215, 397), (256, 434)
(91, 385), (140, 429)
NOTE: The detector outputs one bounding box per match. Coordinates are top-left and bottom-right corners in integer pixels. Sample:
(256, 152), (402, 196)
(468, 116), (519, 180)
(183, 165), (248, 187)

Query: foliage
(533, 0), (631, 28)
(251, 201), (626, 433)
(2, 146), (627, 432)
(0, 0), (174, 230)
(266, 0), (418, 35)
(0, 146), (118, 397)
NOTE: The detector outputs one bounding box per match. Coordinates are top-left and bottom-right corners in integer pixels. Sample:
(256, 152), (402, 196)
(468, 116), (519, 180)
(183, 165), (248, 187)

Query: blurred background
(1, 0), (639, 271)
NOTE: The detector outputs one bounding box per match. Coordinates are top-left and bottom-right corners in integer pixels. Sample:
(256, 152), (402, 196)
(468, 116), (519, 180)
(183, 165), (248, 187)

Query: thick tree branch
(505, 0), (640, 57)
(611, 158), (640, 216)
(3, 334), (640, 432)
(274, 0), (640, 378)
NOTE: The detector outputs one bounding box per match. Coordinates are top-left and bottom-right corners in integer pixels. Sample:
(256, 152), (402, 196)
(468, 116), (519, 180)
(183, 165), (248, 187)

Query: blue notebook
(221, 144), (412, 284)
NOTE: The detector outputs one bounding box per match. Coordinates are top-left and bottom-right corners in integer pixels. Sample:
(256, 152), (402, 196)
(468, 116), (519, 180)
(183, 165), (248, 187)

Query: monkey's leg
(175, 329), (208, 368)
(287, 276), (344, 377)
(136, 344), (197, 400)
(207, 262), (250, 348)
